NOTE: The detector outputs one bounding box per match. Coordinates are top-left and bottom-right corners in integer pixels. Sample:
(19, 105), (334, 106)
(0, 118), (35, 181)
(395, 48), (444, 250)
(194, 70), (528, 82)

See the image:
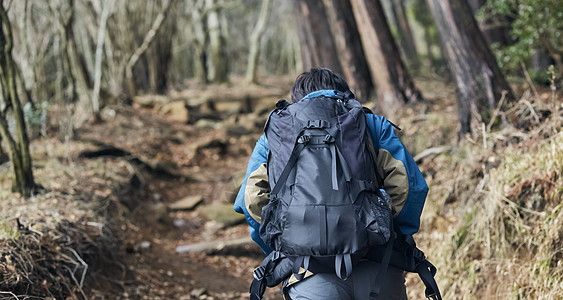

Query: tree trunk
(245, 0), (272, 85)
(206, 0), (229, 83)
(293, 0), (343, 75)
(426, 0), (514, 135)
(322, 0), (373, 100)
(192, 0), (209, 84)
(147, 16), (175, 94)
(349, 0), (422, 115)
(390, 0), (419, 68)
(0, 3), (36, 197)
(125, 0), (174, 96)
(92, 0), (111, 119)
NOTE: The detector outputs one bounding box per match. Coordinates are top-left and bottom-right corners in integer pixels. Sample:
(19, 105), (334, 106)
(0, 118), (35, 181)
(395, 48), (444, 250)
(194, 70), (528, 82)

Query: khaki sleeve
(375, 148), (409, 217)
(244, 163), (270, 223)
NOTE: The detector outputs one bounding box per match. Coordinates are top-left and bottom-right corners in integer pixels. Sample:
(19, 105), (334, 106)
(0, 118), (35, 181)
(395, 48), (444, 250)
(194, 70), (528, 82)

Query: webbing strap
(335, 254), (353, 280)
(319, 206), (327, 252)
(369, 217), (395, 299)
(292, 256), (310, 281)
(270, 142), (307, 197)
(415, 259), (442, 300)
(329, 143), (338, 190)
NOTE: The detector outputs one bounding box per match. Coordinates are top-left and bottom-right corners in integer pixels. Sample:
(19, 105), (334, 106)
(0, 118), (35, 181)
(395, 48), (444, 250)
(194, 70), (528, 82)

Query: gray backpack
(260, 92), (393, 281)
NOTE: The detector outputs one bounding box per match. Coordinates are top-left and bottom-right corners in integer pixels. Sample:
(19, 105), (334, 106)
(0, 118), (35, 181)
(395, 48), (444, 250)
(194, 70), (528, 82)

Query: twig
(482, 123), (487, 149)
(68, 248), (88, 289)
(63, 265), (87, 300)
(519, 99), (540, 123)
(0, 291), (20, 300)
(487, 90), (508, 132)
(521, 62), (541, 100)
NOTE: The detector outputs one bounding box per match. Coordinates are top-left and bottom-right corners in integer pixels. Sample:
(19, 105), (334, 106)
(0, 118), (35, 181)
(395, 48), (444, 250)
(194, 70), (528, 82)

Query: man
(234, 68), (428, 299)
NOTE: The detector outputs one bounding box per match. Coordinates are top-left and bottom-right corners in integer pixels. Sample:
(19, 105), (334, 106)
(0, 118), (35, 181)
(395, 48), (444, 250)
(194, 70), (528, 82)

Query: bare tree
(426, 0), (514, 135)
(350, 0), (422, 114)
(0, 2), (36, 197)
(206, 0), (229, 83)
(389, 0), (419, 68)
(322, 0), (373, 100)
(125, 0), (175, 96)
(245, 0), (272, 85)
(91, 0), (111, 119)
(294, 0), (343, 75)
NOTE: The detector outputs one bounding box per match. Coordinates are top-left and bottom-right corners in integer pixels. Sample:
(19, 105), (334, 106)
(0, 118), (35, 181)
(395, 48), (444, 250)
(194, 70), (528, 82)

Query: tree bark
(322, 0), (373, 100)
(92, 0), (111, 118)
(125, 0), (174, 96)
(349, 0), (422, 115)
(426, 0), (514, 135)
(245, 0), (272, 85)
(206, 0), (229, 83)
(0, 3), (36, 197)
(390, 0), (419, 68)
(293, 0), (342, 75)
(192, 0), (209, 84)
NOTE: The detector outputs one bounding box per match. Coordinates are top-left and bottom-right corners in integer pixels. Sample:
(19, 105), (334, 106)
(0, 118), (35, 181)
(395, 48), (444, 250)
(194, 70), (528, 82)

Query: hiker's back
(261, 93), (392, 278)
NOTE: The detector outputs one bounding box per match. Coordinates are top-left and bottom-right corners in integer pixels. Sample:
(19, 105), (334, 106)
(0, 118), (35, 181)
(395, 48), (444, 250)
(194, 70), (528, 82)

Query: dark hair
(291, 68), (350, 103)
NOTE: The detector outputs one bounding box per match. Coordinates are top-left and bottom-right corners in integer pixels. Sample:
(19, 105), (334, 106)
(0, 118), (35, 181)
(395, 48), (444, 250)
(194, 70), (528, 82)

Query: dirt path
(75, 103), (283, 299)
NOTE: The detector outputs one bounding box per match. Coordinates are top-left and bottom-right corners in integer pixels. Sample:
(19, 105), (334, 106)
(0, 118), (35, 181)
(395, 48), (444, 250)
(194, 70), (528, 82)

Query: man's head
(291, 68), (350, 103)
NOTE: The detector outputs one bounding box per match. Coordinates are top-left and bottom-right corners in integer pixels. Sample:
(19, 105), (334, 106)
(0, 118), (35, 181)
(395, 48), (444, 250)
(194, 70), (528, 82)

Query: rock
(190, 288), (207, 298)
(195, 119), (219, 129)
(224, 124), (251, 137)
(159, 101), (190, 122)
(133, 94), (169, 108)
(220, 171), (246, 203)
(153, 202), (172, 225)
(197, 202), (246, 227)
(168, 195), (204, 211)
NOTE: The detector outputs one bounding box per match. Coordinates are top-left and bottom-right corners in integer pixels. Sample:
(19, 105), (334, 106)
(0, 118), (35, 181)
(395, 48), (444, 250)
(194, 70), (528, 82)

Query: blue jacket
(234, 94), (428, 254)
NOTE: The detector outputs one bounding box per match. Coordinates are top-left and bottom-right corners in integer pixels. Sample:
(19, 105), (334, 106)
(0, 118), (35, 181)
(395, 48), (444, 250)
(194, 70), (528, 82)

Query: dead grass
(410, 88), (563, 299)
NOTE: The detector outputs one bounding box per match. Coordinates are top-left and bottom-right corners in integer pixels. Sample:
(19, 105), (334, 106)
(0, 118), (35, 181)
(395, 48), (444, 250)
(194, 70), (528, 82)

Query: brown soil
(74, 100), (282, 299)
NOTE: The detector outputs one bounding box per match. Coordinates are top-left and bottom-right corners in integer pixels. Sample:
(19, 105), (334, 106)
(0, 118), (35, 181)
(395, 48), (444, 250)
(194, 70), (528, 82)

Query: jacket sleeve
(233, 134), (272, 254)
(366, 114), (428, 235)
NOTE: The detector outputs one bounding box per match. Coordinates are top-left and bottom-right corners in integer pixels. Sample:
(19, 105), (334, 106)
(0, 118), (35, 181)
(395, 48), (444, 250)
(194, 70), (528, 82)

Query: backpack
(260, 91), (393, 280)
(249, 91), (442, 300)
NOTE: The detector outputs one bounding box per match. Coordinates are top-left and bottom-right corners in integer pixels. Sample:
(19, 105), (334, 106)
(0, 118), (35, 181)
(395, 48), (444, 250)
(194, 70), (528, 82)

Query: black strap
(369, 216), (395, 299)
(335, 253), (353, 280)
(415, 258), (442, 300)
(270, 141), (307, 197)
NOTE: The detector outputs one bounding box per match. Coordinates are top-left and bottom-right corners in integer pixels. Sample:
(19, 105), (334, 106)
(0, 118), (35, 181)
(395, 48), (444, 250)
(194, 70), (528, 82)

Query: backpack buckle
(298, 135), (310, 144)
(323, 135), (335, 143)
(253, 265), (266, 281)
(306, 120), (329, 129)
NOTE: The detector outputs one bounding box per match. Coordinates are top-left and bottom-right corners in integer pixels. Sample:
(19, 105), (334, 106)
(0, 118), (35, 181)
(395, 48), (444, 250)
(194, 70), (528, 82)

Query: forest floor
(1, 76), (561, 299)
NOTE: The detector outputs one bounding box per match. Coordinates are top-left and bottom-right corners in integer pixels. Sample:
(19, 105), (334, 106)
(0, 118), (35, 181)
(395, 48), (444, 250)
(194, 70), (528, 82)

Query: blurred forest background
(0, 0), (562, 299)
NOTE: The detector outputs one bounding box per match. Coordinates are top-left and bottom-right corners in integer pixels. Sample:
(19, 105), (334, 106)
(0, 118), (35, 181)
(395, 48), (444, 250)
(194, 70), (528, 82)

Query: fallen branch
(413, 146), (450, 162)
(175, 236), (253, 254)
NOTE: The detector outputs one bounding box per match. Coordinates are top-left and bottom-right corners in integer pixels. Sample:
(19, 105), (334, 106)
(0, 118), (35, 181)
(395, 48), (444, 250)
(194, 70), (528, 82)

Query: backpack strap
(270, 136), (309, 198)
(335, 253), (353, 280)
(292, 255), (310, 281)
(250, 251), (289, 300)
(368, 214), (395, 299)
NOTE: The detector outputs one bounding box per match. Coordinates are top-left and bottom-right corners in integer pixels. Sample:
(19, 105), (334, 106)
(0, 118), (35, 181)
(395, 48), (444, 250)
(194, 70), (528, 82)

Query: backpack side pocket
(357, 191), (391, 246)
(260, 197), (284, 249)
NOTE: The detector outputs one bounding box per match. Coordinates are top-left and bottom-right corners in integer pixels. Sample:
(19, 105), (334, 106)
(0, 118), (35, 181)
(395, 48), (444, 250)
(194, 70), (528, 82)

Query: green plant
(479, 0), (563, 78)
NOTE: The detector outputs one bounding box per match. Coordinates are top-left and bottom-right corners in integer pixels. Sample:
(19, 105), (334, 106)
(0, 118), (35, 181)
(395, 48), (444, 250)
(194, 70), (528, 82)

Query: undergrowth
(411, 88), (563, 299)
